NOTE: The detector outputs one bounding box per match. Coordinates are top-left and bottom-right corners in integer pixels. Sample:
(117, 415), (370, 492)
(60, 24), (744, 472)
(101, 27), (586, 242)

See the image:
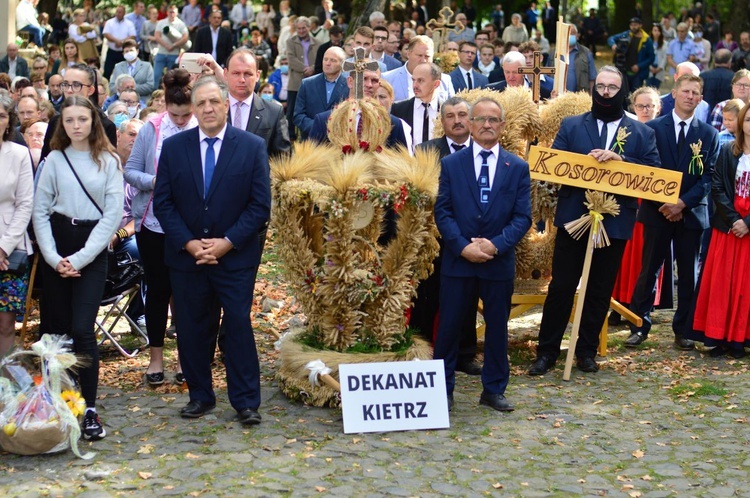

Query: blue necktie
(478, 150), (492, 204)
(204, 137), (218, 198)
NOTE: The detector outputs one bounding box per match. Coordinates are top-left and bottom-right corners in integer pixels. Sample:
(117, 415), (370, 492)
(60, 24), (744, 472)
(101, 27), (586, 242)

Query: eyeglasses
(472, 116), (502, 125)
(634, 104), (655, 111)
(61, 81), (92, 91)
(733, 83), (750, 89)
(595, 83), (620, 94)
(459, 50), (477, 56)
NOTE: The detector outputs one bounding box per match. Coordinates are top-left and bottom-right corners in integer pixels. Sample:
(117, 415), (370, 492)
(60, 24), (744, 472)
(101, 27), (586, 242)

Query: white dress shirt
(210, 26), (220, 60)
(671, 110), (694, 143)
(103, 17), (136, 51)
(596, 118), (623, 150)
(199, 124), (227, 182)
(411, 94), (440, 146)
(472, 142), (500, 189)
(446, 137), (471, 152)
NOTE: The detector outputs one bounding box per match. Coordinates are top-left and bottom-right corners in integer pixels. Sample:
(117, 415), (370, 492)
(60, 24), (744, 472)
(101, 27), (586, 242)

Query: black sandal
(145, 372), (165, 386)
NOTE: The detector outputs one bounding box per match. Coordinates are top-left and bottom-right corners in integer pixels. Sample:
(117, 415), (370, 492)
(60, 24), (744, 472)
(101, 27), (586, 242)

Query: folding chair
(95, 252), (148, 358)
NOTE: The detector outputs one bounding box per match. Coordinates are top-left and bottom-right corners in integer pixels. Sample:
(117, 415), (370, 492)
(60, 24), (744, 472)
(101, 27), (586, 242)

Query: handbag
(6, 250), (28, 275)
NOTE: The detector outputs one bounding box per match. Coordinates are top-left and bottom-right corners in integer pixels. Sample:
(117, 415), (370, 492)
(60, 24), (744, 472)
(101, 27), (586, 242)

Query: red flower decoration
(342, 145), (353, 154)
(359, 141), (370, 151)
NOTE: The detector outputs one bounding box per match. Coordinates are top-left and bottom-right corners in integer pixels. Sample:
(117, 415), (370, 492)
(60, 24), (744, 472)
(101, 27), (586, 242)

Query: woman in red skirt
(690, 104), (750, 358)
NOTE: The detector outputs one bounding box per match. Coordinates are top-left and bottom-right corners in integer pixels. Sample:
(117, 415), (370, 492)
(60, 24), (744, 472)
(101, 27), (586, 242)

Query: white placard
(339, 360), (450, 434)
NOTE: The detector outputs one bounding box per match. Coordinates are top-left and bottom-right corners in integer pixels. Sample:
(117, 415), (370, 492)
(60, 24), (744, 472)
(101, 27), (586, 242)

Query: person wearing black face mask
(528, 66), (661, 377)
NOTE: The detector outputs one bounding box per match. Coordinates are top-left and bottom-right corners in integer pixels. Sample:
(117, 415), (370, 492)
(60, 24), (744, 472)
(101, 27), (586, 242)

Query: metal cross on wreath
(517, 51), (556, 104)
(342, 47), (380, 100)
(426, 6), (465, 53)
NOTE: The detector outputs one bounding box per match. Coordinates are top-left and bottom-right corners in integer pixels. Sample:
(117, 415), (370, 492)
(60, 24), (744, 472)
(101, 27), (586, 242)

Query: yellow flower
(61, 390), (86, 418)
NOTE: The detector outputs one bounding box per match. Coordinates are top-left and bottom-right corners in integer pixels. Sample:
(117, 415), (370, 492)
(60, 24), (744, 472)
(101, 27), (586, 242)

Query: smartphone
(179, 52), (205, 74)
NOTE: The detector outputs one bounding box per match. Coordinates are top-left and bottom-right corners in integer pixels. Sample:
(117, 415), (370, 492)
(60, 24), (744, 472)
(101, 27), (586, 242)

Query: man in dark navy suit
(528, 66), (661, 376)
(450, 41), (489, 92)
(433, 97), (532, 412)
(309, 63), (408, 148)
(154, 76), (271, 425)
(192, 10), (234, 67)
(627, 73), (720, 350)
(415, 96), (482, 375)
(294, 47), (349, 140)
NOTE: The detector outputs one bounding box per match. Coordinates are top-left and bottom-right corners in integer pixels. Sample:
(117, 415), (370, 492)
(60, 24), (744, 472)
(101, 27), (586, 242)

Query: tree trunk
(641, 0), (653, 28)
(728, 1), (750, 45)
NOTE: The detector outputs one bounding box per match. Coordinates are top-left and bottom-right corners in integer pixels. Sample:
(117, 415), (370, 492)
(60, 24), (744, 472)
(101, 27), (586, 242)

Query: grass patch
(668, 381), (728, 398)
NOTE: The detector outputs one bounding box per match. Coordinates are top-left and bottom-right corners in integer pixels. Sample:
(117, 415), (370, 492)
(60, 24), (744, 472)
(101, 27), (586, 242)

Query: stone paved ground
(3, 303), (750, 497)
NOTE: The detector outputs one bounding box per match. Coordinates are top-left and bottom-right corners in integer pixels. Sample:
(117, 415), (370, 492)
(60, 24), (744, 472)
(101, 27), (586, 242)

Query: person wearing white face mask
(109, 40), (155, 101)
(119, 89), (144, 119)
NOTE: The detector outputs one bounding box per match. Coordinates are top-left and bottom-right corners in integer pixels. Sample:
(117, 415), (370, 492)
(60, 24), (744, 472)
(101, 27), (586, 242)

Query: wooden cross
(553, 16), (573, 96)
(518, 51), (556, 104)
(426, 6), (464, 53)
(342, 46), (380, 100)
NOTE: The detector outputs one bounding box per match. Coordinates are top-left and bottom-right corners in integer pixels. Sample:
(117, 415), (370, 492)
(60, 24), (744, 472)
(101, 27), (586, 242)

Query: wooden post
(563, 225), (596, 381)
(553, 17), (572, 96)
(20, 253), (39, 345)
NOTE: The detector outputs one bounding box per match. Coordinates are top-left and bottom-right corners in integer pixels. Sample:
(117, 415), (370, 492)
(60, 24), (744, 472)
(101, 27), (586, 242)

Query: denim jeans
(153, 53), (178, 89)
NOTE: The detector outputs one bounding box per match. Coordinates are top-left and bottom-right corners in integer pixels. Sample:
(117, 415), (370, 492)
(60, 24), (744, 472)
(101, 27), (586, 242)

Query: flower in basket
(61, 390), (86, 418)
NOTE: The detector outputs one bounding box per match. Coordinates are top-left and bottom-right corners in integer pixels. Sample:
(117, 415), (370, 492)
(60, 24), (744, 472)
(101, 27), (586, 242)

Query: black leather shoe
(145, 371), (165, 386)
(576, 357), (599, 373)
(180, 400), (215, 418)
(237, 408), (262, 425)
(456, 360), (483, 376)
(625, 332), (647, 347)
(528, 356), (556, 376)
(447, 393), (454, 412)
(479, 391), (514, 412)
(674, 335), (695, 351)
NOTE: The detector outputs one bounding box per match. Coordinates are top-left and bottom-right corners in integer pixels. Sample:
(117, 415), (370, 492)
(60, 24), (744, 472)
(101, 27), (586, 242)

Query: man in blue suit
(294, 47), (349, 140)
(627, 74), (720, 350)
(450, 41), (489, 92)
(528, 66), (661, 376)
(154, 77), (271, 425)
(309, 63), (408, 148)
(433, 97), (532, 412)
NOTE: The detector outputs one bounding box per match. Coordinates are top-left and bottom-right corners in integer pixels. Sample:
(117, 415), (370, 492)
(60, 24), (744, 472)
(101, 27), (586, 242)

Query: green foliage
(299, 326), (418, 354)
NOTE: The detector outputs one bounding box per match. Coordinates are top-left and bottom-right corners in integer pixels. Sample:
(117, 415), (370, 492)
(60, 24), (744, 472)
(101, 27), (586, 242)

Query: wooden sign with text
(527, 146), (682, 204)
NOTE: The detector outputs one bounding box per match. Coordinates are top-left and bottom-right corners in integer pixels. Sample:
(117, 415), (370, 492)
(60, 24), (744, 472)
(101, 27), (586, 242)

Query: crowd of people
(0, 0), (748, 432)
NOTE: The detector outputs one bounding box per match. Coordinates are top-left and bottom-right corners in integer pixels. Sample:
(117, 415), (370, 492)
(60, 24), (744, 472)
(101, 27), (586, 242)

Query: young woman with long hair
(32, 96), (124, 440)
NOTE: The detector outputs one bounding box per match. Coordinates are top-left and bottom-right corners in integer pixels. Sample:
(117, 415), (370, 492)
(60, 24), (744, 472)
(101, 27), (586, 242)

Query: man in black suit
(391, 62), (442, 150)
(193, 10), (234, 67)
(41, 64), (117, 160)
(627, 74), (720, 350)
(154, 76), (270, 424)
(224, 48), (291, 159)
(414, 96), (482, 375)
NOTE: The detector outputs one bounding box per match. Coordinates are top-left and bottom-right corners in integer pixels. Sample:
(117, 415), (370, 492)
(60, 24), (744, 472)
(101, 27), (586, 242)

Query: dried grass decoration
(563, 190), (620, 248)
(271, 136), (441, 406)
(433, 51), (460, 74)
(326, 97), (390, 154)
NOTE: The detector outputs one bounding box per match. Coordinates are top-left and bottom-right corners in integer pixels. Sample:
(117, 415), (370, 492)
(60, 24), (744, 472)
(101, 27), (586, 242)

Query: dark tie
(422, 102), (430, 144)
(599, 122), (608, 150)
(478, 150), (492, 204)
(466, 70), (473, 90)
(677, 120), (686, 151)
(451, 143), (465, 152)
(204, 137), (218, 198)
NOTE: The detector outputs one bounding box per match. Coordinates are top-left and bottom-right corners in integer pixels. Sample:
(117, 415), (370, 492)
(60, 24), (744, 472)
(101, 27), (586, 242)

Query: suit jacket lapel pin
(689, 139), (704, 175)
(610, 126), (631, 155)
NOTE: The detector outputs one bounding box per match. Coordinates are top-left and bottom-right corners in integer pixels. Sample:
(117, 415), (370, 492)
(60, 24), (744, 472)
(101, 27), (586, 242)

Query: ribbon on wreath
(563, 190), (621, 248)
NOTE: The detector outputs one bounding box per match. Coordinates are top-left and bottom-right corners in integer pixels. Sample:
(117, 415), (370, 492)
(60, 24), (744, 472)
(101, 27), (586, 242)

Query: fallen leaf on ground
(138, 472), (152, 479)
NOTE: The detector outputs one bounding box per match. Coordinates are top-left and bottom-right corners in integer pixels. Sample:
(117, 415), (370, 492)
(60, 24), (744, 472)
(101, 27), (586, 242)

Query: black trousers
(537, 229), (627, 360)
(285, 90), (298, 141)
(40, 251), (108, 407)
(103, 49), (125, 80)
(136, 227), (172, 348)
(630, 221), (701, 337)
